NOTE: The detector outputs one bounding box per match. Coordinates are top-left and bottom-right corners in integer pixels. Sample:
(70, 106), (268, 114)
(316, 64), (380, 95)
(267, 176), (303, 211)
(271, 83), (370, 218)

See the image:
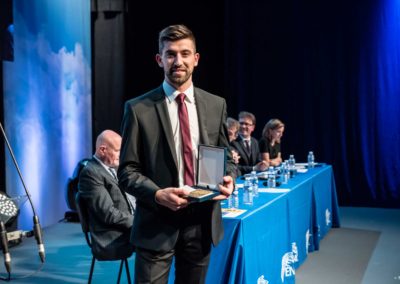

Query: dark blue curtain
(224, 0), (400, 207)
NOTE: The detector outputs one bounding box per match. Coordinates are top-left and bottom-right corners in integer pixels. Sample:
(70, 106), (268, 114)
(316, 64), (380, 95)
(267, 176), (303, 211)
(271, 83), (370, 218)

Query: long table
(205, 164), (340, 284)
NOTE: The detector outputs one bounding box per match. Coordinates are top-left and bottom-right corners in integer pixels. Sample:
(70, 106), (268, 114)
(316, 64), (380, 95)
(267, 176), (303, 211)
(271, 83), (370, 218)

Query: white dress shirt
(163, 81), (200, 187)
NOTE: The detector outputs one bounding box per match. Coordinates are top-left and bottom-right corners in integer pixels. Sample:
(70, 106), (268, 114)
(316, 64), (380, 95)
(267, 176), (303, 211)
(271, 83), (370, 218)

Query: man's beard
(166, 68), (192, 86)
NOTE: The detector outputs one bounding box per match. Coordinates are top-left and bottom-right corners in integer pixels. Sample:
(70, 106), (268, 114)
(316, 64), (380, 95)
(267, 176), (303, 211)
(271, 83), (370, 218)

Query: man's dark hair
(158, 24), (196, 54)
(238, 111), (256, 126)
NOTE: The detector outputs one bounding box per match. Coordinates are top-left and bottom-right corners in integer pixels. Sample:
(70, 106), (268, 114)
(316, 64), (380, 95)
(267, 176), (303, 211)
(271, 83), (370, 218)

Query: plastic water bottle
(288, 154), (296, 177)
(243, 175), (253, 205)
(307, 151), (315, 168)
(233, 189), (239, 208)
(281, 161), (290, 184)
(267, 166), (276, 188)
(227, 194), (233, 208)
(251, 170), (259, 197)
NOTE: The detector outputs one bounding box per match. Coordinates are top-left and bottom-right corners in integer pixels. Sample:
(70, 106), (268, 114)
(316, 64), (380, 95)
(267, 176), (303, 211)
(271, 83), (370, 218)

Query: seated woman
(259, 119), (285, 167)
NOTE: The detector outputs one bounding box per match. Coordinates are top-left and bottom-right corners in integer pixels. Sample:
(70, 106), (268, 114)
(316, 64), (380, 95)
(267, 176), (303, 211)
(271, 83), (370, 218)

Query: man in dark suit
(231, 111), (268, 175)
(118, 25), (235, 284)
(78, 130), (134, 260)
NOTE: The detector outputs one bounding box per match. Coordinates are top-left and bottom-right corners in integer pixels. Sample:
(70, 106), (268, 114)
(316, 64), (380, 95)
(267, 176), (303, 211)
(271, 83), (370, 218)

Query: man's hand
(155, 187), (191, 211)
(231, 150), (241, 164)
(255, 161), (269, 172)
(212, 175), (234, 201)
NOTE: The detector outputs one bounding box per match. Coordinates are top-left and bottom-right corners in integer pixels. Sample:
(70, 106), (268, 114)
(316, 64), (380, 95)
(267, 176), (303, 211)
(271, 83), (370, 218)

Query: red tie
(176, 93), (195, 186)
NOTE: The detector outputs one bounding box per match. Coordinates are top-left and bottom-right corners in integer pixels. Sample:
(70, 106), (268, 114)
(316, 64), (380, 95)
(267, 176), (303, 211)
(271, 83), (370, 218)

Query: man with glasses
(231, 111), (268, 175)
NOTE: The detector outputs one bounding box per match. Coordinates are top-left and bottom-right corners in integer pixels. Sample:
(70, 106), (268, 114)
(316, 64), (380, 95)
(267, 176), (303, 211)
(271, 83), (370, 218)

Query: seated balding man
(78, 130), (135, 260)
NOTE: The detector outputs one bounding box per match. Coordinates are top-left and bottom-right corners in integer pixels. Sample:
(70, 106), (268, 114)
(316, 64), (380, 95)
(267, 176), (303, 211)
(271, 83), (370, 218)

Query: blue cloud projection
(3, 1), (91, 230)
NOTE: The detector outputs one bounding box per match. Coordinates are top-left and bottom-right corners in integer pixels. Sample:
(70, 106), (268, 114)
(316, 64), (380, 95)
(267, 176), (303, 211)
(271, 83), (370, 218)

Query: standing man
(231, 111), (268, 175)
(78, 130), (134, 260)
(118, 24), (235, 283)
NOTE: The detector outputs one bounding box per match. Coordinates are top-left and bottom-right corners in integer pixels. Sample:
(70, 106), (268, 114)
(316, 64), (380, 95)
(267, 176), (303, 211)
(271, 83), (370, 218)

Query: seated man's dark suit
(231, 136), (261, 175)
(78, 157), (134, 260)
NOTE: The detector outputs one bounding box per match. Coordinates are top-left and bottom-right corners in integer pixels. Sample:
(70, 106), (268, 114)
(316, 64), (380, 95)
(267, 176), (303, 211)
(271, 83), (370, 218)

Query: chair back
(66, 158), (90, 211)
(75, 192), (92, 247)
(75, 191), (132, 283)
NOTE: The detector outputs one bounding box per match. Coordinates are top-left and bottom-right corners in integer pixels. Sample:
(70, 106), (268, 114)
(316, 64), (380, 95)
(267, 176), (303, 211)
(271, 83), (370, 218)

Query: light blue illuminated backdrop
(3, 0), (91, 229)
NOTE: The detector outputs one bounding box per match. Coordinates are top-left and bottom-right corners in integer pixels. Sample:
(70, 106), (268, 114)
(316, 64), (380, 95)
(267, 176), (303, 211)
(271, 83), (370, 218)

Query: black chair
(64, 159), (90, 222)
(75, 193), (132, 284)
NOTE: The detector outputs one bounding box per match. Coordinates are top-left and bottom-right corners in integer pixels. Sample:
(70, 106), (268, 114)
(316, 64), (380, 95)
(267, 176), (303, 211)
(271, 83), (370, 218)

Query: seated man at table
(231, 111), (268, 175)
(78, 130), (134, 260)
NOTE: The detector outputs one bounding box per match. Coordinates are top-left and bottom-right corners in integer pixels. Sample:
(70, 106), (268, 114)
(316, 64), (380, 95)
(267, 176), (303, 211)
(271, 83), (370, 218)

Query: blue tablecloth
(205, 164), (340, 284)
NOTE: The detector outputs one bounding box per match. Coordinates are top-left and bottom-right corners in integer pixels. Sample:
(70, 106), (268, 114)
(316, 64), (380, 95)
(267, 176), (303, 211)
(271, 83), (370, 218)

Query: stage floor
(2, 207), (399, 283)
(2, 220), (133, 283)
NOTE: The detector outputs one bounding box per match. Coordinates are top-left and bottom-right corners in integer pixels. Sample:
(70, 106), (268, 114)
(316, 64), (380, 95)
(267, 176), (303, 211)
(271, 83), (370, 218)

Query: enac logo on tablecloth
(257, 275), (269, 284)
(305, 229), (312, 255)
(281, 242), (298, 282)
(325, 208), (331, 226)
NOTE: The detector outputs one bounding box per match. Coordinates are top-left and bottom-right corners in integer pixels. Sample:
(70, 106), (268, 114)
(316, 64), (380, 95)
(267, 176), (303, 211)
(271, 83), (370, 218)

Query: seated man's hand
(155, 187), (191, 211)
(255, 161), (269, 172)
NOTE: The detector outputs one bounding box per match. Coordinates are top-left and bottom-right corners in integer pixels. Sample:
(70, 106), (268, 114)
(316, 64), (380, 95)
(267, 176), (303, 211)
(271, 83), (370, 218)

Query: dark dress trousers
(118, 86), (236, 253)
(78, 158), (134, 260)
(231, 136), (261, 175)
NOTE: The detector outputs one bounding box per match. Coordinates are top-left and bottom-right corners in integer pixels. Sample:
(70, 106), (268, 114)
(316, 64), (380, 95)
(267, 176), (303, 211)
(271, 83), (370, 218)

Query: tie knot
(176, 93), (186, 104)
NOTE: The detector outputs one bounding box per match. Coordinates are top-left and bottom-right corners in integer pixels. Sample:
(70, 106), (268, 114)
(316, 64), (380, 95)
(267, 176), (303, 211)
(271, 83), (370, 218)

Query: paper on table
(258, 187), (290, 193)
(222, 208), (247, 218)
(294, 163), (308, 173)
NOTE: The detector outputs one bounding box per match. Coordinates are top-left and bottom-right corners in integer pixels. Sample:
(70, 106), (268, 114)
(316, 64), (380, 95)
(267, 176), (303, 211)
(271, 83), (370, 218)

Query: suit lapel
(194, 89), (209, 145)
(246, 141), (253, 161)
(152, 87), (208, 172)
(92, 158), (118, 185)
(250, 138), (257, 164)
(153, 87), (179, 170)
(235, 137), (250, 164)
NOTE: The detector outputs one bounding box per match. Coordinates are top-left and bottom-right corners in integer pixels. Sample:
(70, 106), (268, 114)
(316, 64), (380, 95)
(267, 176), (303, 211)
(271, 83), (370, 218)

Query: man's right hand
(155, 187), (191, 211)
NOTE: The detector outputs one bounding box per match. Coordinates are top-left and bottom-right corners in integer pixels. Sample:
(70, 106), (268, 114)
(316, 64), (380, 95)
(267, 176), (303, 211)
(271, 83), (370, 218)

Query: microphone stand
(0, 222), (11, 279)
(0, 122), (45, 267)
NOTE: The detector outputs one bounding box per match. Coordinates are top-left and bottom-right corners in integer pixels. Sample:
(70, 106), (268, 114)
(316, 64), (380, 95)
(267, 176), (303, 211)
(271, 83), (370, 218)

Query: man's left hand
(212, 175), (234, 200)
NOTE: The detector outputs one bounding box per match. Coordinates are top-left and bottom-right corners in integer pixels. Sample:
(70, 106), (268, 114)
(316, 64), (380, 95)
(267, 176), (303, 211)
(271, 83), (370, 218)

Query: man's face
(100, 137), (121, 168)
(156, 38), (199, 88)
(239, 117), (255, 139)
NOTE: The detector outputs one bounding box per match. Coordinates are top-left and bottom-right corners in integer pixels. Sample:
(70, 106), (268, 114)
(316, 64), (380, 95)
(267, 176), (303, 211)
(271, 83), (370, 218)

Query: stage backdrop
(3, 0), (91, 230)
(223, 0), (400, 207)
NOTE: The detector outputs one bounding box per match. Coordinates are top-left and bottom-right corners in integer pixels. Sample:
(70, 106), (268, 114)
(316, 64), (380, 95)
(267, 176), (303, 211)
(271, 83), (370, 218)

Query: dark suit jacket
(118, 85), (236, 252)
(78, 157), (134, 260)
(231, 136), (261, 175)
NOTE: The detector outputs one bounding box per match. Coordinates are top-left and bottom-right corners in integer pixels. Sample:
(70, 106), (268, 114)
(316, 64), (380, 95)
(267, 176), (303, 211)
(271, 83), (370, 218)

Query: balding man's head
(95, 130), (122, 167)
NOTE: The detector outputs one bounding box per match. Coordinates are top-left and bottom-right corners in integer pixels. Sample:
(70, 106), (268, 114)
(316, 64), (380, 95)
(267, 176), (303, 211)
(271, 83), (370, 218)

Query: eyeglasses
(239, 122), (253, 127)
